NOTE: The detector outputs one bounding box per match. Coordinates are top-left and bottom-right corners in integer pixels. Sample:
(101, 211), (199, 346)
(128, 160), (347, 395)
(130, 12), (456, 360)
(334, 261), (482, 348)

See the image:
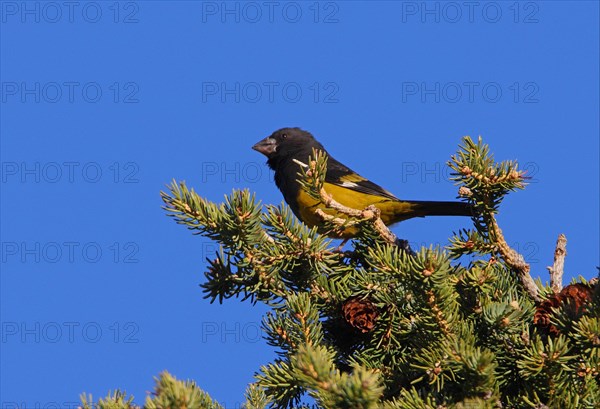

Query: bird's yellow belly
(295, 183), (417, 238)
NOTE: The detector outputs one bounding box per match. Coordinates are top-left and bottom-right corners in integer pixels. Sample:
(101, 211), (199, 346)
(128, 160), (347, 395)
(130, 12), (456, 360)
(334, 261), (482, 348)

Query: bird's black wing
(325, 156), (399, 201)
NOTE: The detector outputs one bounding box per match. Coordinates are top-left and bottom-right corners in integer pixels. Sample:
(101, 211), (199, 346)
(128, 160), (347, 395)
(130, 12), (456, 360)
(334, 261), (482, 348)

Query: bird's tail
(405, 200), (473, 218)
(372, 199), (473, 226)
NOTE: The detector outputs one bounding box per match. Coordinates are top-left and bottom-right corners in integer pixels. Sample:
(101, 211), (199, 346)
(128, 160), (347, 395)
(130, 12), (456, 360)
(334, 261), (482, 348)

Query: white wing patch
(340, 181), (359, 189)
(292, 159), (308, 168)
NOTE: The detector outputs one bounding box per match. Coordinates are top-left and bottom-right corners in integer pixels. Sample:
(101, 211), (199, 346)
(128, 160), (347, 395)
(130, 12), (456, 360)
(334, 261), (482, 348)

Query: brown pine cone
(342, 297), (379, 333)
(534, 283), (595, 335)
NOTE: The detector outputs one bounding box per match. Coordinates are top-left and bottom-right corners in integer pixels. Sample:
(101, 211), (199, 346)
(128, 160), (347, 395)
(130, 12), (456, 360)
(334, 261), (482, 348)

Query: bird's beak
(252, 136), (277, 156)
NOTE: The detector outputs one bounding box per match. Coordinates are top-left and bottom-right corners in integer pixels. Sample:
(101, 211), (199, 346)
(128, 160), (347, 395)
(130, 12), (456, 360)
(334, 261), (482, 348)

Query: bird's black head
(252, 127), (325, 169)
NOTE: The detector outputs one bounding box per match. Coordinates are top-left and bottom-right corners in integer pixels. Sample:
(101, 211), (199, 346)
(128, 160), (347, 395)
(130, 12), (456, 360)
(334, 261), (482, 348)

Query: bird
(252, 127), (471, 238)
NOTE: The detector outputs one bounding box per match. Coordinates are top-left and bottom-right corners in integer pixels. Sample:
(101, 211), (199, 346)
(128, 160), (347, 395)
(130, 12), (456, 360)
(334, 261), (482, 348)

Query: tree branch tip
(549, 233), (567, 294)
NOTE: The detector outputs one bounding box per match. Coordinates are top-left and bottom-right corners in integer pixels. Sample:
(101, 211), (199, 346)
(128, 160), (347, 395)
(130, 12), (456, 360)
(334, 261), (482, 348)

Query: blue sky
(1, 1), (598, 407)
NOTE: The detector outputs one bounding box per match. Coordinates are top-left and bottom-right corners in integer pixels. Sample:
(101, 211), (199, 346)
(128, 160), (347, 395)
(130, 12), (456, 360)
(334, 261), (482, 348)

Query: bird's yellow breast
(295, 182), (418, 238)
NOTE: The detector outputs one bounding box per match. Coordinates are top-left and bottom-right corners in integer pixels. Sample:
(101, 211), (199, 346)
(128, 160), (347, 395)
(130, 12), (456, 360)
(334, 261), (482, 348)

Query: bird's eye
(281, 134), (287, 139)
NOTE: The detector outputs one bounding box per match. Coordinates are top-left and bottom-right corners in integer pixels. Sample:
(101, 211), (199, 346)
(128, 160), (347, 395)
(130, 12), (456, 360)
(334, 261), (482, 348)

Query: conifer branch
(489, 215), (541, 303)
(80, 372), (225, 409)
(449, 136), (541, 303)
(547, 234), (567, 294)
(136, 136), (599, 408)
(295, 151), (398, 245)
(425, 289), (451, 335)
(161, 180), (340, 303)
(243, 384), (271, 409)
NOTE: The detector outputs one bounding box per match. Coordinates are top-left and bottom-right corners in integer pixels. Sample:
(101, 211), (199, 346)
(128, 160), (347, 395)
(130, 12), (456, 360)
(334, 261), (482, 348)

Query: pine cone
(342, 297), (379, 333)
(534, 283), (595, 335)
